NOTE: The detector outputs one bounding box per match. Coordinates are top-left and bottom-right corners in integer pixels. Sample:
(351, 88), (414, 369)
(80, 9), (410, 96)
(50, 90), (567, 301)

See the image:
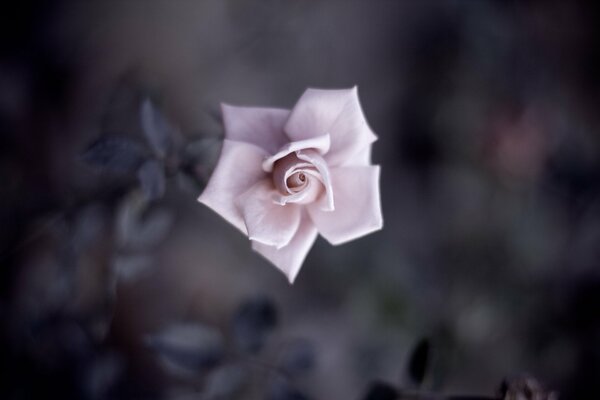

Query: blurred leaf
(362, 382), (398, 400)
(69, 204), (106, 254)
(145, 323), (224, 376)
(176, 171), (202, 194)
(232, 296), (277, 353)
(112, 254), (154, 283)
(202, 363), (247, 399)
(86, 308), (115, 342)
(184, 138), (221, 163)
(183, 138), (222, 182)
(132, 208), (173, 247)
(141, 98), (174, 159)
(267, 378), (310, 400)
(406, 338), (430, 388)
(81, 136), (146, 173)
(21, 256), (75, 320)
(116, 193), (174, 249)
(84, 353), (124, 400)
(277, 338), (316, 377)
(137, 159), (166, 201)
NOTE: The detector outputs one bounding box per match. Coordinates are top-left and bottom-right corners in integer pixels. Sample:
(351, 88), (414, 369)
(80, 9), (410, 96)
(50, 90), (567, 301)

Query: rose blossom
(198, 87), (382, 283)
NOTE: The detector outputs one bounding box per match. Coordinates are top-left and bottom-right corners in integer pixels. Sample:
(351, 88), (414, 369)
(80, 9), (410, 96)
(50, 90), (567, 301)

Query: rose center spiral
(267, 148), (334, 209)
(268, 151), (328, 206)
(273, 154), (314, 194)
(286, 171), (307, 192)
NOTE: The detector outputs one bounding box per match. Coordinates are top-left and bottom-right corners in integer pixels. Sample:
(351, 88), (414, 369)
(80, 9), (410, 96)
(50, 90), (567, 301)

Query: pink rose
(198, 87), (382, 283)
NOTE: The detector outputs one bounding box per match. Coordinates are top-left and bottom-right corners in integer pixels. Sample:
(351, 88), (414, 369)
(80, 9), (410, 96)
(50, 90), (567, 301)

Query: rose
(198, 87), (382, 283)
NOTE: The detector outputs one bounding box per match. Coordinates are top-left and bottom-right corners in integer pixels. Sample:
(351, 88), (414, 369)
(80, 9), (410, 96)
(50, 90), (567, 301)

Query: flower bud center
(272, 154), (308, 194)
(286, 172), (306, 192)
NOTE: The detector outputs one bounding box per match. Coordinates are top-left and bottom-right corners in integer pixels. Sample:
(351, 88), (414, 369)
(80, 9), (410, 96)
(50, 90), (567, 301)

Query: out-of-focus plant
(82, 89), (219, 202)
(80, 83), (318, 399)
(147, 295), (316, 400)
(361, 339), (558, 400)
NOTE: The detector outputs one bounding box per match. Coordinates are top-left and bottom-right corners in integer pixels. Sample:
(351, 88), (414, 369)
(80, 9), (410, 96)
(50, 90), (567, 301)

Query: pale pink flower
(198, 87), (382, 283)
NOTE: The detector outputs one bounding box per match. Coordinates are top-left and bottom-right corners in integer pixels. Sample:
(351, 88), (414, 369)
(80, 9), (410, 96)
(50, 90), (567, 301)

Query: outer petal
(236, 179), (302, 249)
(221, 104), (290, 154)
(252, 213), (318, 284)
(284, 87), (377, 166)
(198, 139), (268, 233)
(342, 145), (371, 167)
(325, 93), (377, 166)
(307, 165), (382, 245)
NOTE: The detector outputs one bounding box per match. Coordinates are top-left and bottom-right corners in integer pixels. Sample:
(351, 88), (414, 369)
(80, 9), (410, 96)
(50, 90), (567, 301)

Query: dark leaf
(81, 136), (146, 173)
(131, 208), (173, 247)
(202, 363), (247, 399)
(69, 204), (106, 254)
(362, 381), (398, 400)
(182, 138), (222, 182)
(406, 338), (430, 388)
(184, 137), (223, 160)
(83, 353), (124, 400)
(116, 193), (174, 249)
(184, 137), (221, 162)
(141, 98), (174, 159)
(176, 171), (202, 194)
(278, 338), (316, 376)
(137, 159), (166, 201)
(145, 323), (224, 376)
(232, 296), (277, 353)
(20, 254), (75, 320)
(112, 254), (154, 283)
(267, 378), (310, 400)
(86, 308), (115, 342)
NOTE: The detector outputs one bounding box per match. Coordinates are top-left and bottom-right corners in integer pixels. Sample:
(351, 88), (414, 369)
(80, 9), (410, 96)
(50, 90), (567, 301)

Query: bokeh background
(1, 1), (599, 399)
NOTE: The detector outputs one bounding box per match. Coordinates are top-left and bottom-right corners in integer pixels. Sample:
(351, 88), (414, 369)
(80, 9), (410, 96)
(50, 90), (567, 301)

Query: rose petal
(198, 140), (268, 233)
(284, 88), (355, 141)
(342, 145), (371, 166)
(236, 179), (302, 249)
(252, 214), (318, 283)
(221, 104), (290, 154)
(307, 165), (382, 245)
(262, 134), (330, 172)
(284, 87), (377, 166)
(326, 96), (377, 166)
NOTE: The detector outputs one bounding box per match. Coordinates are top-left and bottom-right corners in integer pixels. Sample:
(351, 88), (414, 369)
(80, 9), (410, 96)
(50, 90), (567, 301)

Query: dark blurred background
(1, 1), (600, 399)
